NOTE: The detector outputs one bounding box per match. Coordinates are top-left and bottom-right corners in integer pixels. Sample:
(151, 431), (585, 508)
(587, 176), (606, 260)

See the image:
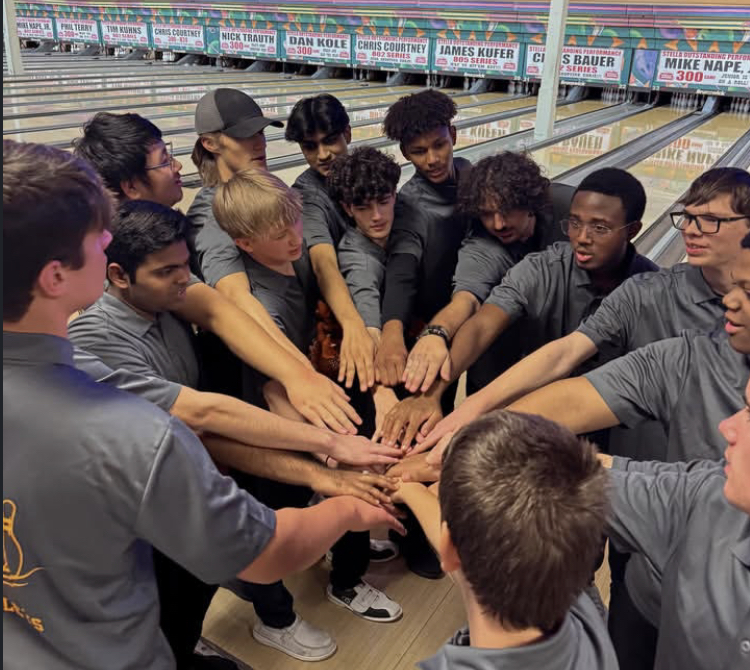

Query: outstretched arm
(310, 244), (375, 392)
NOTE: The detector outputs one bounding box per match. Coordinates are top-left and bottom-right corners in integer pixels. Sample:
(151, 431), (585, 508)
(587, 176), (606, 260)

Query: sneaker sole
(251, 627), (337, 662)
(325, 591), (403, 623)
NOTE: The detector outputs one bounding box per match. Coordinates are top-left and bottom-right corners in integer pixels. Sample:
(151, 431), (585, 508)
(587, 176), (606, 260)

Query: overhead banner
(55, 18), (99, 44)
(219, 27), (277, 58)
(434, 39), (520, 77)
(16, 18), (55, 40)
(283, 31), (351, 65)
(655, 51), (750, 91)
(152, 24), (205, 52)
(355, 34), (430, 71)
(101, 21), (149, 48)
(525, 45), (625, 84)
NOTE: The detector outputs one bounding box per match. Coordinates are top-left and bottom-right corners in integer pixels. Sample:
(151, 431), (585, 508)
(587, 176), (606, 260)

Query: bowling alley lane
(628, 111), (750, 229)
(530, 106), (688, 179)
(3, 78), (369, 114)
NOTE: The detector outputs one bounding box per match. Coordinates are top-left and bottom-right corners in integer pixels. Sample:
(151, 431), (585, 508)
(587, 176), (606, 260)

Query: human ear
(627, 220), (642, 241)
(341, 202), (354, 219)
(235, 238), (254, 255)
(107, 263), (131, 290)
(35, 260), (67, 299)
(438, 521), (461, 573)
(449, 125), (457, 146)
(120, 178), (146, 201)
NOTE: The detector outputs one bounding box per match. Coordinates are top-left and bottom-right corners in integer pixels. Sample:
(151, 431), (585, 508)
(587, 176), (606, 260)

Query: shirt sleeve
(302, 192), (335, 249)
(73, 346), (180, 413)
(338, 246), (384, 329)
(583, 336), (689, 430)
(452, 235), (516, 303)
(69, 317), (171, 385)
(606, 465), (719, 575)
(484, 251), (551, 323)
(381, 253), (420, 326)
(136, 416), (276, 583)
(576, 276), (642, 354)
(187, 190), (244, 287)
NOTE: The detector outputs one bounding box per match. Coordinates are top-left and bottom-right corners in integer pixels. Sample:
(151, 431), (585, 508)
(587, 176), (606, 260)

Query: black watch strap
(417, 324), (450, 344)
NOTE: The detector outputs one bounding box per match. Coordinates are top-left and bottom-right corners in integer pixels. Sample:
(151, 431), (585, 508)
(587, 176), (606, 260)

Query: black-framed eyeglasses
(561, 218), (635, 238)
(670, 211), (748, 235)
(144, 142), (176, 171)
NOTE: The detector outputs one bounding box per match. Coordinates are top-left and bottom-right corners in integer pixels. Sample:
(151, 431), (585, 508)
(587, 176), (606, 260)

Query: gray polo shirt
(242, 244), (318, 354)
(608, 459), (750, 670)
(418, 592), (618, 670)
(72, 346), (180, 412)
(293, 167), (349, 249)
(187, 185), (245, 288)
(577, 262), (724, 358)
(3, 331), (276, 670)
(584, 328), (748, 463)
(68, 291), (201, 389)
(486, 242), (658, 355)
(337, 226), (387, 329)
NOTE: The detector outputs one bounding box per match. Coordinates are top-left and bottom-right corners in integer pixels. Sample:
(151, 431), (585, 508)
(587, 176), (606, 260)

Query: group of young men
(3, 83), (749, 670)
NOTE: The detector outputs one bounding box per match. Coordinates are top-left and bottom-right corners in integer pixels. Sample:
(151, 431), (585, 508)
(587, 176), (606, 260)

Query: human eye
(594, 224), (611, 235)
(302, 142), (317, 151)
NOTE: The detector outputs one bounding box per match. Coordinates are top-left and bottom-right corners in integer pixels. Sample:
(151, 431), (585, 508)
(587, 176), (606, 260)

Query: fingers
(402, 354), (427, 393)
(415, 418), (449, 451)
(440, 356), (452, 383)
(343, 351), (357, 390)
(419, 359), (441, 394)
(311, 405), (350, 435)
(381, 410), (407, 447)
(357, 444), (404, 466)
(354, 348), (375, 392)
(332, 394), (362, 426)
(401, 419), (422, 452)
(382, 512), (406, 536)
(425, 432), (453, 466)
(421, 411), (442, 438)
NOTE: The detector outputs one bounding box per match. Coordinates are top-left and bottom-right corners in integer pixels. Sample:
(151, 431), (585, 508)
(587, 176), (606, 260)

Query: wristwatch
(417, 324), (450, 344)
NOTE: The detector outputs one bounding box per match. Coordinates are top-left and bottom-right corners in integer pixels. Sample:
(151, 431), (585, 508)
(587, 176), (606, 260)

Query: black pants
(607, 548), (659, 670)
(153, 550), (218, 669)
(227, 474), (369, 627)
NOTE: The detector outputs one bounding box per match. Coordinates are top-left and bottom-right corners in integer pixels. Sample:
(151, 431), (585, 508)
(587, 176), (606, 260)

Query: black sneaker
(326, 581), (402, 622)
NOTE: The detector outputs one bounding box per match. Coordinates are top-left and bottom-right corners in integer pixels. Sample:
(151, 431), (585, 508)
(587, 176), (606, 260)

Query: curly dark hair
(458, 152), (550, 218)
(383, 89), (457, 146)
(326, 147), (401, 207)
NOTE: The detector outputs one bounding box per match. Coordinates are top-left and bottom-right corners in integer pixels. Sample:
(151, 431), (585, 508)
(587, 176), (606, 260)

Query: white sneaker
(252, 615), (337, 662)
(326, 580), (402, 622)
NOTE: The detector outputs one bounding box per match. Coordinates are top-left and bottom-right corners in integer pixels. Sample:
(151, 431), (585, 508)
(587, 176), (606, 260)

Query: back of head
(383, 89), (457, 147)
(439, 410), (608, 632)
(285, 94), (350, 143)
(107, 200), (189, 281)
(327, 146), (401, 207)
(682, 167), (750, 218)
(3, 140), (113, 322)
(576, 167), (646, 222)
(213, 168), (302, 240)
(458, 152), (550, 219)
(72, 112), (162, 199)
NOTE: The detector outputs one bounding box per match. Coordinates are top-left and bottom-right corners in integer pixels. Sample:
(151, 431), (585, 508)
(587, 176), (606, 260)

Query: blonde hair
(192, 135), (222, 187)
(213, 168), (302, 240)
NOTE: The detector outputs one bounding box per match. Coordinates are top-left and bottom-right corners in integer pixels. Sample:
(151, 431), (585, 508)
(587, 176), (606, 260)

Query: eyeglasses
(561, 218), (634, 238)
(144, 142), (176, 171)
(670, 211), (748, 235)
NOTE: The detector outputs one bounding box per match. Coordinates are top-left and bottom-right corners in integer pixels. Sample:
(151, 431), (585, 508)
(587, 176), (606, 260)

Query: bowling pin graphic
(3, 499), (44, 588)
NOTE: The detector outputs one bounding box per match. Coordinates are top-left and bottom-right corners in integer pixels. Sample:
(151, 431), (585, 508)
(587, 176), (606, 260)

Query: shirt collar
(684, 264), (723, 305)
(573, 243), (645, 289)
(733, 518), (750, 567)
(3, 331), (74, 367)
(98, 291), (159, 338)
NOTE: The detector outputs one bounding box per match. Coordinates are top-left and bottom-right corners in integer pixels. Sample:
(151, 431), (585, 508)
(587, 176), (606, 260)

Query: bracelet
(417, 324), (450, 344)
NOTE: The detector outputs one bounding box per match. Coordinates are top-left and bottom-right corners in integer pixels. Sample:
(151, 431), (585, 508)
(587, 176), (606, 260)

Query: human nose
(493, 213), (505, 231)
(371, 204), (382, 222)
(177, 265), (191, 284)
(682, 215), (703, 236)
(173, 157), (183, 173)
(576, 222), (594, 244)
(318, 144), (331, 162)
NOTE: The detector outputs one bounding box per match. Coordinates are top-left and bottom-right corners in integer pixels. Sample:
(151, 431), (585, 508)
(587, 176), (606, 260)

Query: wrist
(382, 320), (405, 340)
(418, 324), (450, 345)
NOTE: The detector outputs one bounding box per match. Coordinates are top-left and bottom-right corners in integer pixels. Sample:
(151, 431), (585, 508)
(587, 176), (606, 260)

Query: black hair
(3, 140), (113, 321)
(107, 200), (189, 281)
(285, 94), (350, 143)
(383, 89), (457, 147)
(326, 147), (401, 209)
(72, 112), (162, 199)
(576, 168), (646, 222)
(457, 152), (550, 219)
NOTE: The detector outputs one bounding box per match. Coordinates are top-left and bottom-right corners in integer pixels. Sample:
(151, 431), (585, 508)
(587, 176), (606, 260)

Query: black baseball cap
(195, 88), (283, 138)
